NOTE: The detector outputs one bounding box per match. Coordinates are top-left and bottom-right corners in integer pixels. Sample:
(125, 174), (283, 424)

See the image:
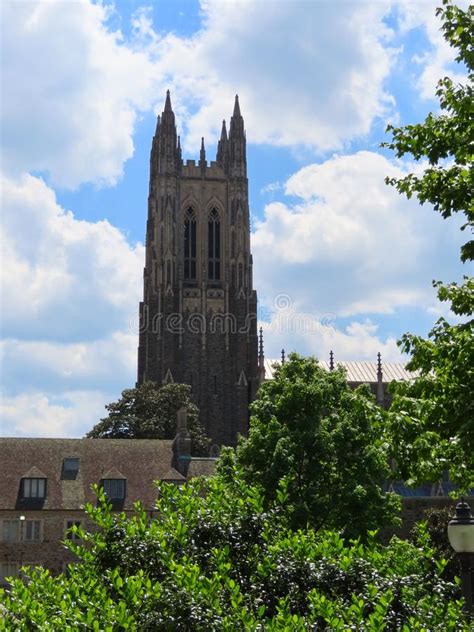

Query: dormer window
(22, 478), (46, 499)
(63, 458), (80, 473)
(102, 478), (126, 500)
(61, 458), (80, 480)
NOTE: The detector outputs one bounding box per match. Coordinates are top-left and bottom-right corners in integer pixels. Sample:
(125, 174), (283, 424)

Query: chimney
(174, 407), (191, 475)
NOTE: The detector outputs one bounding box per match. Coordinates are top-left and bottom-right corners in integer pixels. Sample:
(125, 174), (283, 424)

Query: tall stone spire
(229, 94), (246, 178)
(220, 119), (228, 141)
(216, 119), (228, 167)
(153, 90), (179, 175)
(164, 89), (172, 112)
(233, 94), (241, 117)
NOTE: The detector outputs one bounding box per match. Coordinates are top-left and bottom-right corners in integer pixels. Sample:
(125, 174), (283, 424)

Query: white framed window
(22, 478), (46, 499)
(2, 520), (19, 542)
(23, 520), (41, 542)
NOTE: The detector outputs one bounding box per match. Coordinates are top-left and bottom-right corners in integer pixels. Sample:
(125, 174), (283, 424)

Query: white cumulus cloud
(161, 0), (398, 152)
(2, 0), (463, 188)
(253, 151), (465, 318)
(1, 0), (162, 188)
(0, 391), (109, 438)
(0, 172), (142, 436)
(396, 0), (470, 100)
(1, 172), (143, 341)
(260, 312), (402, 364)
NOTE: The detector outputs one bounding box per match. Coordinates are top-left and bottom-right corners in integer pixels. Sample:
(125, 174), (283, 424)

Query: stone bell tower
(137, 91), (259, 446)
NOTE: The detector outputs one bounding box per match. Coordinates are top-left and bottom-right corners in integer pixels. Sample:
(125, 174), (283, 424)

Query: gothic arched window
(184, 208), (196, 281)
(208, 208), (221, 281)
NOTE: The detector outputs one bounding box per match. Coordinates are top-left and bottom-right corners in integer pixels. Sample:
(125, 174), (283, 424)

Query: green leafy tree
(411, 506), (460, 582)
(86, 381), (211, 456)
(382, 0), (473, 263)
(383, 0), (473, 491)
(219, 354), (400, 538)
(388, 279), (473, 490)
(0, 479), (467, 629)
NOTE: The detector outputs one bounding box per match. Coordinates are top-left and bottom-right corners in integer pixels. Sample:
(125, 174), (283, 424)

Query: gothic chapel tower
(137, 91), (259, 446)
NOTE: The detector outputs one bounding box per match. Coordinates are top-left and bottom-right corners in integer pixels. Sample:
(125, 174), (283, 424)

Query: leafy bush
(0, 478), (468, 630)
(219, 354), (400, 538)
(411, 506), (460, 582)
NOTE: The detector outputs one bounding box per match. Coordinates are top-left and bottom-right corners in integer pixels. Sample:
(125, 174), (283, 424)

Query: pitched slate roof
(0, 438), (181, 511)
(186, 457), (217, 478)
(263, 359), (417, 383)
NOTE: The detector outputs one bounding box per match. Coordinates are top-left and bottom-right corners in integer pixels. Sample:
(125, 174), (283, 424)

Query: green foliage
(382, 1), (474, 492)
(387, 278), (474, 490)
(411, 506), (460, 582)
(219, 354), (400, 538)
(0, 480), (468, 630)
(86, 381), (210, 456)
(382, 0), (473, 263)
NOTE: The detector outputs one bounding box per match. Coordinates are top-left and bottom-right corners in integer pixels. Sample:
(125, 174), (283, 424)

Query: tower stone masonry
(137, 91), (259, 446)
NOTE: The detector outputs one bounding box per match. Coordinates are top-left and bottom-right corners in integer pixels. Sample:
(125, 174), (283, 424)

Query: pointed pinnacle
(233, 94), (241, 117)
(201, 137), (205, 151)
(377, 352), (383, 379)
(164, 89), (172, 112)
(220, 119), (228, 140)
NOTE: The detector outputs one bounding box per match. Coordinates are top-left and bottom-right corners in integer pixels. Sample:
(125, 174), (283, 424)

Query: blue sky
(0, 0), (470, 437)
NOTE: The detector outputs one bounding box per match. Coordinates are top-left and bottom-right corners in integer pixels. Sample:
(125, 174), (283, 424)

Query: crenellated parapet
(181, 160), (226, 180)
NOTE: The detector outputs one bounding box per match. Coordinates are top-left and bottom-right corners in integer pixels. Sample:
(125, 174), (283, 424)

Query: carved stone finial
(329, 350), (334, 371)
(258, 327), (264, 359)
(377, 352), (383, 381)
(281, 348), (286, 364)
(200, 137), (206, 168)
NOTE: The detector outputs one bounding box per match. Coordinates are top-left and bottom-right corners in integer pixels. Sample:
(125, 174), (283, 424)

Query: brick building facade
(0, 435), (215, 585)
(137, 92), (259, 447)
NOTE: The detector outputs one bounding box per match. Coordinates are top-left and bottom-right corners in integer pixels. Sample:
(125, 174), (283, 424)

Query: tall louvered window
(184, 208), (197, 281)
(208, 209), (220, 281)
(102, 479), (126, 500)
